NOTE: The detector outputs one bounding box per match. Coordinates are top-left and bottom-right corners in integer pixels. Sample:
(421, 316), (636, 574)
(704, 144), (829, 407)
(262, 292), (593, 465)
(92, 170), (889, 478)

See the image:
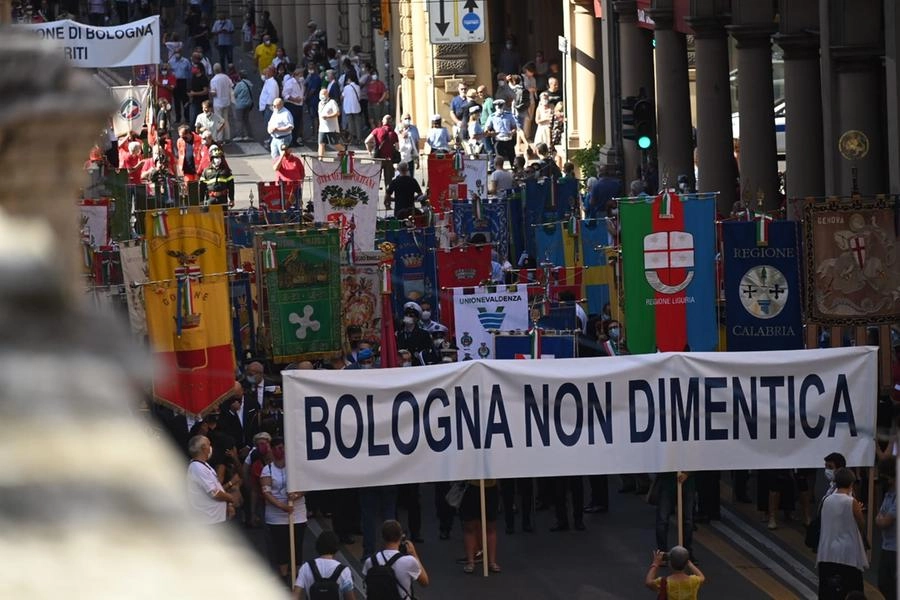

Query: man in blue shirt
(585, 164), (622, 220)
(486, 99), (518, 165)
(168, 50), (192, 122)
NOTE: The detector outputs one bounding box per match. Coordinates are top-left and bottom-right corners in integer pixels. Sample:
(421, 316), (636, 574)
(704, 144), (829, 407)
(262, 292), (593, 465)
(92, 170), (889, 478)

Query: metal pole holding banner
(480, 479), (489, 577)
(676, 475), (684, 547)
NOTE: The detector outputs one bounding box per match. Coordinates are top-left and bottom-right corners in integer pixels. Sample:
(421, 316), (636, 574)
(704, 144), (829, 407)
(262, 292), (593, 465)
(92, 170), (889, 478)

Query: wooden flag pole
(480, 479), (489, 577)
(677, 475), (684, 547)
(288, 499), (297, 588)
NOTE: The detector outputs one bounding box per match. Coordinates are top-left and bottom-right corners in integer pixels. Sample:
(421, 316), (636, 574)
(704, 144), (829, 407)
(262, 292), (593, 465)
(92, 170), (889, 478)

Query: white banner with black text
(283, 347), (877, 491)
(17, 15), (161, 68)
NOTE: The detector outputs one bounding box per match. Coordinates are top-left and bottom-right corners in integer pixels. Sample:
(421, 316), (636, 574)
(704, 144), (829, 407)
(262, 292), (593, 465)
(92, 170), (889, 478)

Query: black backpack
(307, 559), (346, 600)
(365, 551), (410, 600)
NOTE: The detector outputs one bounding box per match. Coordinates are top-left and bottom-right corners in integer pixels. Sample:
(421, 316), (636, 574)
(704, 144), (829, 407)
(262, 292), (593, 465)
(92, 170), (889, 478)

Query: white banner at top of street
(428, 0), (485, 44)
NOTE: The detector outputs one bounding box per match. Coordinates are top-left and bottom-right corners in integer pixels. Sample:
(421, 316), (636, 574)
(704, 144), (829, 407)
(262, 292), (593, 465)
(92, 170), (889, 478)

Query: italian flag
(619, 192), (717, 354)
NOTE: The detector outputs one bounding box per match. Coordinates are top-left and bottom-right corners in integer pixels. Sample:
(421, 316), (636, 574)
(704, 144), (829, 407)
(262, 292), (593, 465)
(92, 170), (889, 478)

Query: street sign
(429, 0), (485, 44)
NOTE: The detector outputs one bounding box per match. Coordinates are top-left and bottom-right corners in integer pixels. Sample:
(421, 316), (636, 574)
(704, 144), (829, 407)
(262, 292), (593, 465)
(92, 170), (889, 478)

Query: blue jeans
(359, 485), (398, 557)
(271, 135), (291, 159)
(655, 477), (694, 552)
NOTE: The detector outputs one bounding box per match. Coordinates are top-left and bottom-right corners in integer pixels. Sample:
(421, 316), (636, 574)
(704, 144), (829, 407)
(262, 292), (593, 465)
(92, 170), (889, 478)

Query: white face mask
(403, 118), (411, 125)
(320, 95), (328, 103)
(371, 74), (378, 81)
(403, 316), (415, 326)
(212, 157), (222, 167)
(421, 311), (431, 321)
(401, 361), (412, 367)
(825, 468), (835, 482)
(207, 446), (214, 460)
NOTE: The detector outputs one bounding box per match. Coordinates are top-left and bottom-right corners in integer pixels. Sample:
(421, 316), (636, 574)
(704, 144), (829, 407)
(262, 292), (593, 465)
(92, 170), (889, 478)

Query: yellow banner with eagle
(144, 206), (235, 416)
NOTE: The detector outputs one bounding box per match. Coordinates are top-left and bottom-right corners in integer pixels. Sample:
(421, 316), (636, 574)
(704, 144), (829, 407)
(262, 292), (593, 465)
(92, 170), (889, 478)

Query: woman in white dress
(816, 467), (868, 599)
(260, 437), (306, 588)
(533, 92), (553, 149)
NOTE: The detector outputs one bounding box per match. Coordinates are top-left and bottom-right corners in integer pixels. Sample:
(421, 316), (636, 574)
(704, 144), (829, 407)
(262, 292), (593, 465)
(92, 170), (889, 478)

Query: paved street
(230, 476), (887, 599)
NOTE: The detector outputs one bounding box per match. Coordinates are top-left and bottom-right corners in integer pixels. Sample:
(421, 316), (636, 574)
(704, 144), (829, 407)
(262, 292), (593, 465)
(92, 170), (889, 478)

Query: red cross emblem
(643, 231), (695, 294)
(849, 236), (866, 269)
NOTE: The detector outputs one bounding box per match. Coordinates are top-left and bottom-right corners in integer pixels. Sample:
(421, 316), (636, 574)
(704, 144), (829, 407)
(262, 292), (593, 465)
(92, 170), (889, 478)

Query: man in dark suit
(218, 382), (249, 454)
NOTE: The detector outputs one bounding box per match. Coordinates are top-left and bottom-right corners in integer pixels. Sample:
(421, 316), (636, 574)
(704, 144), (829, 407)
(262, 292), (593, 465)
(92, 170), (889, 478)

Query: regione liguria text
(283, 347), (876, 491)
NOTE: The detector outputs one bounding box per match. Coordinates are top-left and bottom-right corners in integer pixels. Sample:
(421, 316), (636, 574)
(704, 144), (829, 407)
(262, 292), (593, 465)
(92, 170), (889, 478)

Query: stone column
(279, 3), (297, 61)
(887, 0), (900, 195)
(820, 0), (886, 196)
(348, 1), (362, 49)
(326, 1), (341, 52)
(309, 1), (326, 44)
(728, 9), (778, 210)
(774, 0), (824, 212)
(571, 0), (604, 155)
(648, 1), (693, 189)
(615, 0), (655, 184)
(686, 9), (736, 211)
(294, 1), (311, 57)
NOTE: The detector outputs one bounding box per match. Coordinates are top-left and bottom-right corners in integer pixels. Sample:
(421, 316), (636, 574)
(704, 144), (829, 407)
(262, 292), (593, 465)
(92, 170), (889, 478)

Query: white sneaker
(767, 517), (777, 530)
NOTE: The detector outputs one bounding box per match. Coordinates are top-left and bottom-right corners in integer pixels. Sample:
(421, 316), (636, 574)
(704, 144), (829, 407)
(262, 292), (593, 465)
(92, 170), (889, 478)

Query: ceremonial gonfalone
(723, 219), (803, 350)
(311, 153), (381, 253)
(256, 228), (342, 362)
(619, 191), (717, 353)
(803, 198), (900, 325)
(144, 206), (235, 416)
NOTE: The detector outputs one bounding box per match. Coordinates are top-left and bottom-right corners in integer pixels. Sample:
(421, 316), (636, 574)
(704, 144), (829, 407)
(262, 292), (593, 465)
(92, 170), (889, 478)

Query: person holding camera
(645, 546), (705, 599)
(362, 519), (429, 600)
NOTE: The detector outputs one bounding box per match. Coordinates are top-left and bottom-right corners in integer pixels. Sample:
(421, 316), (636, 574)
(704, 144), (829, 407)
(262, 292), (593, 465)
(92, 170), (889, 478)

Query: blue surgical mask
(246, 375), (257, 385)
(608, 328), (620, 341)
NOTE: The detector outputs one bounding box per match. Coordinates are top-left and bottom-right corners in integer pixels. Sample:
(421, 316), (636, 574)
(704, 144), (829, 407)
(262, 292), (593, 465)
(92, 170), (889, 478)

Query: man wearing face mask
(397, 302), (437, 366)
(253, 34), (277, 73)
(168, 49), (192, 122)
(199, 145), (234, 206)
(498, 37), (521, 81)
(187, 434), (241, 524)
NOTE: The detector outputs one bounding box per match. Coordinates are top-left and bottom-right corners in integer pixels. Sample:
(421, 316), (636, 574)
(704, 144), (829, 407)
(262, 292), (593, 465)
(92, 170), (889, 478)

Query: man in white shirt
(208, 63), (233, 142)
(258, 66), (279, 144)
(488, 155), (514, 195)
(187, 435), (240, 525)
(362, 520), (429, 599)
(195, 100), (225, 143)
(281, 67), (306, 146)
(267, 98), (294, 159)
(341, 79), (364, 145)
(293, 531), (356, 599)
(317, 89), (345, 159)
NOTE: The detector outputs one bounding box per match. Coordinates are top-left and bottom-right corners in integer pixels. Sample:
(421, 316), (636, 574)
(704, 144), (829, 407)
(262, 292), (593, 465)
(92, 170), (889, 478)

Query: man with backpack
(362, 520), (429, 600)
(293, 530), (355, 600)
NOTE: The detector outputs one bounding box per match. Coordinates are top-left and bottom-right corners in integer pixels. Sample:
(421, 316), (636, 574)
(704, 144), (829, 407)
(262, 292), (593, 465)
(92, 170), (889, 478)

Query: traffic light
(633, 98), (655, 150)
(621, 96), (637, 141)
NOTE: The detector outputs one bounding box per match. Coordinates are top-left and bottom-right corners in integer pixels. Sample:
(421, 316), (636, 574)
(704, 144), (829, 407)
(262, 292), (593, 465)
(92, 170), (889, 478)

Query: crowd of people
(26, 2), (899, 598)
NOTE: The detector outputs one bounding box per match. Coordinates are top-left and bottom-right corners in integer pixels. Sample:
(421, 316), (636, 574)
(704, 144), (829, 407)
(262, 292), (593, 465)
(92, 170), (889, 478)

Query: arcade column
(614, 0), (655, 185)
(774, 0), (824, 211)
(647, 1), (694, 189)
(728, 6), (778, 210)
(820, 0), (886, 196)
(686, 7), (737, 211)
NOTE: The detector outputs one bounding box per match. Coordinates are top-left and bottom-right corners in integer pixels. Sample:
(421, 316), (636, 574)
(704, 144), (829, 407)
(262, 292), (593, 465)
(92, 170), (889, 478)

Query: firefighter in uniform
(199, 145), (235, 206)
